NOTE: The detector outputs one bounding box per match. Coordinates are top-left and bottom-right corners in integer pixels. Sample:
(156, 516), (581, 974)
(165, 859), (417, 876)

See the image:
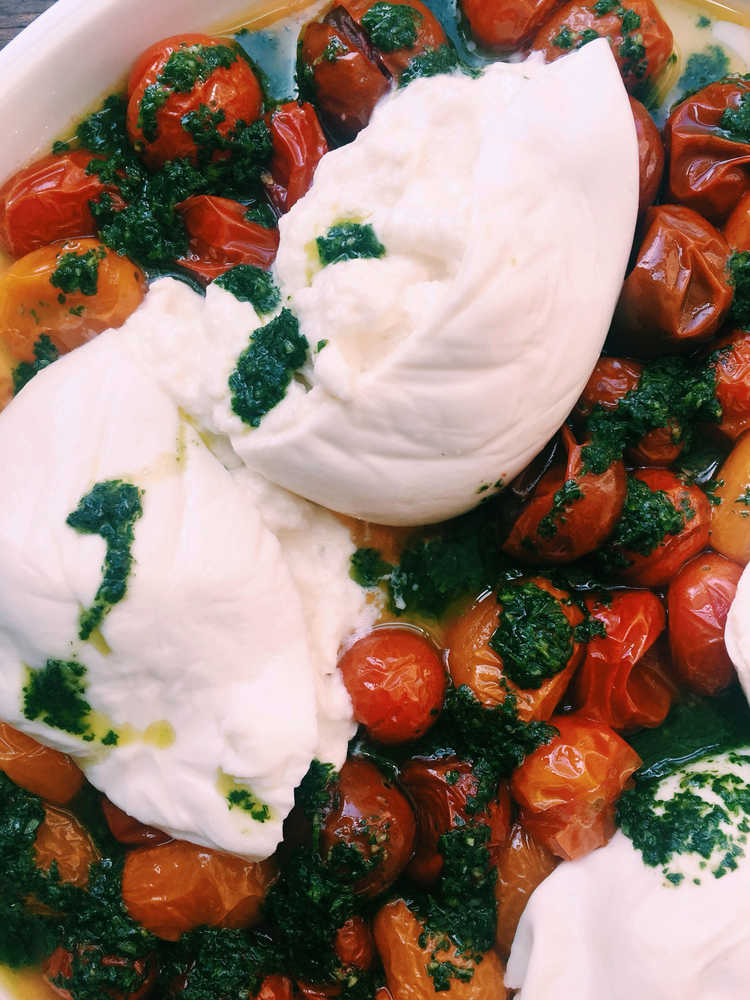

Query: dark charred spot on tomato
(50, 247), (106, 298)
(678, 46), (730, 96)
(317, 221), (386, 266)
(213, 264), (281, 314)
(361, 3), (423, 53)
(537, 478), (585, 539)
(23, 660), (92, 739)
(597, 475), (685, 572)
(720, 86), (750, 144)
(729, 251), (750, 330)
(12, 334), (59, 394)
(350, 547), (394, 587)
(399, 43), (459, 86)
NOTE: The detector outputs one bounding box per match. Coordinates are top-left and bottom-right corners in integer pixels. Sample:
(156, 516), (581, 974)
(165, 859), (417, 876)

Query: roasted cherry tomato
(574, 590), (673, 730)
(338, 627), (446, 744)
(446, 579), (584, 721)
(126, 34), (263, 169)
(531, 0), (673, 91)
(668, 552), (742, 695)
(712, 434), (750, 565)
(510, 713), (641, 861)
(255, 977), (296, 1000)
(613, 204), (732, 356)
(34, 804), (99, 888)
(334, 916), (376, 970)
(340, 0), (447, 78)
(177, 195), (279, 282)
(299, 22), (389, 140)
(400, 757), (511, 884)
(0, 722), (83, 804)
(460, 0), (559, 50)
(630, 96), (665, 214)
(266, 102), (328, 213)
(122, 840), (276, 941)
(0, 151), (115, 258)
(503, 425), (626, 563)
(43, 947), (157, 1000)
(494, 820), (557, 959)
(320, 759), (415, 897)
(665, 78), (750, 224)
(611, 469), (711, 587)
(713, 329), (750, 441)
(725, 191), (750, 250)
(101, 797), (172, 847)
(373, 899), (507, 1000)
(0, 237), (146, 364)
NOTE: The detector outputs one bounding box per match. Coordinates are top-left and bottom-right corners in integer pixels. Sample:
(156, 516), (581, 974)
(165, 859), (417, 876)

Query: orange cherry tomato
(400, 756), (511, 885)
(177, 195), (279, 282)
(460, 0), (559, 50)
(510, 713), (641, 861)
(34, 804), (99, 888)
(725, 191), (750, 251)
(266, 102), (328, 214)
(0, 722), (83, 804)
(43, 947), (157, 1000)
(713, 329), (750, 441)
(630, 96), (665, 215)
(574, 591), (673, 730)
(334, 916), (376, 970)
(126, 34), (263, 169)
(446, 579), (584, 721)
(531, 0), (673, 92)
(503, 425), (626, 563)
(613, 204), (732, 356)
(321, 758), (416, 897)
(665, 79), (750, 225)
(340, 0), (446, 77)
(0, 237), (146, 364)
(494, 820), (557, 959)
(338, 627), (446, 744)
(121, 840), (276, 941)
(255, 976), (296, 1000)
(668, 551), (742, 695)
(613, 469), (711, 588)
(0, 151), (115, 258)
(711, 434), (750, 564)
(101, 797), (172, 847)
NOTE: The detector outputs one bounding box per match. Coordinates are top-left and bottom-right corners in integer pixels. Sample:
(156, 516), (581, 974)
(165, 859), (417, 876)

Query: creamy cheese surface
(725, 567), (750, 700)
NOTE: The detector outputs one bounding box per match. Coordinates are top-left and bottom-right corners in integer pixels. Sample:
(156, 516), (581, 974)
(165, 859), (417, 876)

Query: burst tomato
(334, 916), (376, 970)
(630, 96), (665, 214)
(43, 947), (157, 1000)
(494, 821), (557, 959)
(461, 0), (559, 49)
(266, 102), (328, 213)
(177, 195), (279, 282)
(101, 798), (172, 847)
(340, 0), (446, 77)
(725, 191), (750, 250)
(0, 722), (83, 804)
(34, 804), (99, 888)
(255, 977), (296, 1000)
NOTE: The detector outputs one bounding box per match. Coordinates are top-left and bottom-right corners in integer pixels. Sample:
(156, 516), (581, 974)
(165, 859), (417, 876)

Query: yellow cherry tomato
(711, 433), (750, 564)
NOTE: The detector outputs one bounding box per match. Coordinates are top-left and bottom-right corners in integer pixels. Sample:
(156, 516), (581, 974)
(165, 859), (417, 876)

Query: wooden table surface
(0, 0), (57, 47)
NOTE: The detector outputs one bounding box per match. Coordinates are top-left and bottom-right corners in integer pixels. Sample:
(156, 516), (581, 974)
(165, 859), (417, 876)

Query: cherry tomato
(299, 22), (389, 141)
(334, 916), (376, 970)
(0, 722), (83, 804)
(122, 840), (276, 941)
(494, 820), (557, 959)
(574, 590), (673, 730)
(34, 804), (99, 888)
(510, 713), (641, 861)
(531, 0), (673, 91)
(446, 579), (584, 721)
(373, 899), (507, 1000)
(126, 34), (263, 169)
(340, 0), (447, 77)
(0, 238), (146, 364)
(460, 0), (558, 50)
(712, 433), (750, 565)
(725, 191), (750, 251)
(102, 797), (172, 847)
(43, 947), (157, 1000)
(503, 425), (626, 563)
(177, 195), (279, 282)
(321, 759), (415, 897)
(266, 102), (328, 214)
(338, 627), (446, 744)
(630, 96), (665, 214)
(713, 329), (750, 441)
(665, 78), (750, 225)
(0, 151), (115, 258)
(613, 204), (732, 356)
(400, 756), (511, 884)
(668, 552), (742, 695)
(255, 977), (295, 1000)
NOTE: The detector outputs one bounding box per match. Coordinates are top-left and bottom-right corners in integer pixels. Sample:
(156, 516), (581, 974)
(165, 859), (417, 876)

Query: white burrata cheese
(725, 566), (750, 700)
(505, 750), (750, 999)
(0, 327), (373, 859)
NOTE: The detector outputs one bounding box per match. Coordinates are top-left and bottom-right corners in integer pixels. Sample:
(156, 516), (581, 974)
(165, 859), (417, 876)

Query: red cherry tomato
(177, 195), (279, 282)
(531, 0), (673, 92)
(34, 804), (99, 888)
(400, 756), (511, 885)
(254, 977), (295, 1000)
(503, 425), (626, 563)
(574, 591), (673, 730)
(334, 915), (376, 970)
(630, 96), (665, 214)
(668, 552), (742, 695)
(101, 797), (172, 847)
(494, 821), (557, 959)
(43, 947), (157, 1000)
(338, 628), (446, 744)
(665, 79), (750, 225)
(0, 151), (114, 258)
(341, 0), (446, 77)
(725, 191), (750, 251)
(266, 102), (328, 213)
(126, 34), (263, 169)
(510, 713), (641, 861)
(713, 329), (750, 441)
(460, 0), (559, 50)
(320, 759), (415, 897)
(0, 722), (83, 804)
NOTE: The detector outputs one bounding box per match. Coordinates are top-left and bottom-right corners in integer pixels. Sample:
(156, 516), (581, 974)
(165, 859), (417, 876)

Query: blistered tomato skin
(531, 0), (673, 91)
(34, 804), (100, 888)
(503, 426), (627, 563)
(266, 102), (328, 214)
(0, 151), (113, 258)
(320, 759), (416, 897)
(725, 191), (750, 250)
(510, 713), (641, 861)
(0, 722), (84, 804)
(630, 97), (665, 214)
(574, 590), (673, 730)
(102, 797), (172, 847)
(666, 79), (750, 224)
(494, 821), (557, 959)
(713, 329), (750, 441)
(126, 34), (263, 169)
(461, 0), (559, 50)
(613, 204), (733, 357)
(668, 552), (742, 695)
(121, 840), (276, 941)
(177, 195), (280, 282)
(341, 0), (446, 77)
(712, 434), (750, 565)
(254, 976), (296, 1000)
(334, 915), (376, 970)
(338, 628), (446, 744)
(43, 948), (157, 1000)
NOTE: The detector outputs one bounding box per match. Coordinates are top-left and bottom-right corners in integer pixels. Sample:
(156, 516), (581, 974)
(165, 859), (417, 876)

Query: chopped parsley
(245, 200), (277, 229)
(399, 43), (459, 86)
(226, 787), (271, 822)
(350, 547), (393, 588)
(66, 481), (144, 641)
(598, 475), (685, 571)
(50, 247), (106, 298)
(697, 14), (711, 27)
(720, 86), (750, 144)
(361, 2), (422, 52)
(12, 335), (59, 394)
(213, 264), (281, 314)
(316, 222), (386, 266)
(728, 251), (750, 330)
(554, 3), (647, 75)
(552, 26), (574, 49)
(23, 660), (92, 739)
(538, 479), (584, 539)
(677, 46), (730, 95)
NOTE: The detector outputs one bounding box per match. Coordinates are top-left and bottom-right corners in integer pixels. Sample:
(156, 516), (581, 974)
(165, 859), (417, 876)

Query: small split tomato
(177, 195), (279, 282)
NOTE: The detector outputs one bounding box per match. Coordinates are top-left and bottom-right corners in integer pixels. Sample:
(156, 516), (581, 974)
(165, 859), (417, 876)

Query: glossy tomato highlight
(630, 96), (665, 214)
(461, 0), (559, 50)
(178, 195), (279, 281)
(266, 102), (328, 213)
(0, 722), (83, 804)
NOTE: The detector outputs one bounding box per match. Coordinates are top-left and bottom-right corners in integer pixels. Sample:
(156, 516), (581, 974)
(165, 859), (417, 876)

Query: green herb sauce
(677, 45), (730, 95)
(12, 335), (59, 394)
(728, 251), (750, 330)
(22, 660), (92, 739)
(213, 264), (281, 314)
(317, 222), (386, 267)
(598, 475), (684, 571)
(399, 43), (459, 85)
(361, 2), (423, 52)
(50, 247), (106, 298)
(720, 87), (750, 144)
(538, 478), (584, 539)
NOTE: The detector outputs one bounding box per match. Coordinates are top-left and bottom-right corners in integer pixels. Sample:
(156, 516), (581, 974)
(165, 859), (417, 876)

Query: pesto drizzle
(12, 335), (59, 394)
(360, 2), (422, 52)
(317, 222), (386, 266)
(23, 660), (93, 740)
(213, 264), (281, 315)
(50, 247), (106, 298)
